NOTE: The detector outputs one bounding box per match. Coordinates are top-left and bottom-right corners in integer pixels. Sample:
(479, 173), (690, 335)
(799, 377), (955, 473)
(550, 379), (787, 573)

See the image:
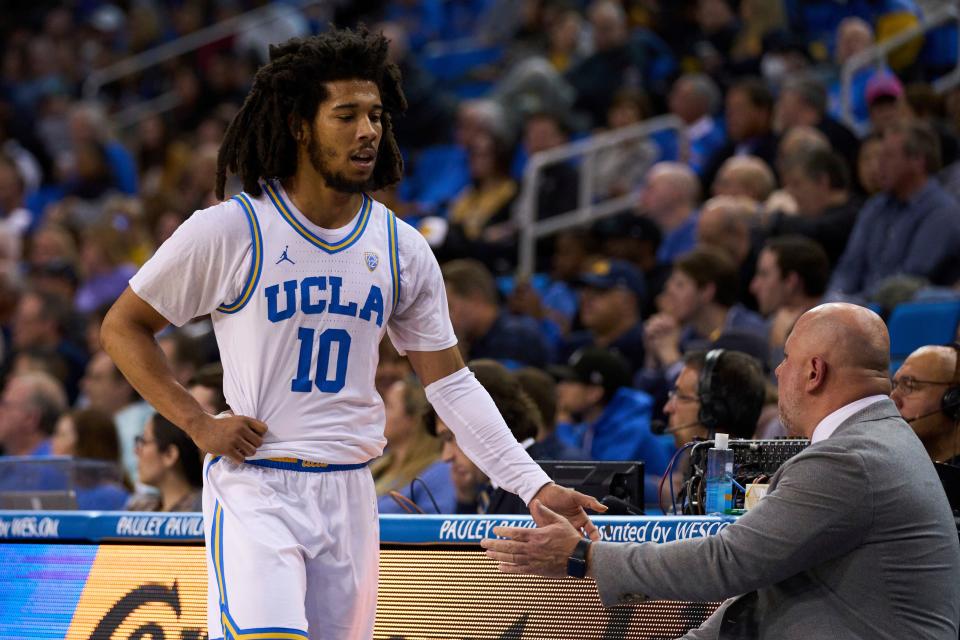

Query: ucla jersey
(212, 180), (402, 464)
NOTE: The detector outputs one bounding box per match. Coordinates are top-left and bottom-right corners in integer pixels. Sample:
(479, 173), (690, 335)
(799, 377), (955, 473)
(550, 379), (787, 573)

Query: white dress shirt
(810, 395), (889, 443)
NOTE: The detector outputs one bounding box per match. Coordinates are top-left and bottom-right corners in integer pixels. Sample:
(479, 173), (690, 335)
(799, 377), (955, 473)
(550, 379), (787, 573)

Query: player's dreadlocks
(215, 27), (407, 200)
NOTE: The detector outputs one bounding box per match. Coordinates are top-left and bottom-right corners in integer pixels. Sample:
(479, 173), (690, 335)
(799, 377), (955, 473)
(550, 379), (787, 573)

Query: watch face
(567, 557), (587, 579)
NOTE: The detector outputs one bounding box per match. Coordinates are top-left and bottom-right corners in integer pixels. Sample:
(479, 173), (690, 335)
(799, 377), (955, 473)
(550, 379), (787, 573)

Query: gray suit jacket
(591, 399), (960, 639)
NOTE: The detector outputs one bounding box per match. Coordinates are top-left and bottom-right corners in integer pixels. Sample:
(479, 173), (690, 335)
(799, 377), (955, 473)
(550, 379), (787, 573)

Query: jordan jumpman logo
(276, 245), (295, 265)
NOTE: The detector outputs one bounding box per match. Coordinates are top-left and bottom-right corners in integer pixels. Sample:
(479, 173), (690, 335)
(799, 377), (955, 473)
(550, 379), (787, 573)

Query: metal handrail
(82, 0), (324, 100)
(111, 92), (181, 131)
(514, 114), (684, 275)
(840, 4), (959, 129)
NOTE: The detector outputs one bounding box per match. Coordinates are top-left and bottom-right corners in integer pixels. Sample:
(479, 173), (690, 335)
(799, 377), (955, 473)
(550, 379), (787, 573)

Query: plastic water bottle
(704, 433), (734, 515)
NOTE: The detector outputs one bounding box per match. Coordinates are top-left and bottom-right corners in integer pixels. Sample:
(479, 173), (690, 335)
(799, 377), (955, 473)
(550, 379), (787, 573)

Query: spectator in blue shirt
(553, 347), (674, 500)
(786, 0), (921, 70)
(643, 246), (767, 392)
(562, 259), (647, 374)
(373, 376), (454, 515)
(51, 408), (130, 510)
(668, 73), (726, 178)
(829, 120), (960, 299)
(638, 162), (702, 266)
(68, 103), (137, 196)
(442, 258), (553, 368)
(0, 372), (66, 457)
(826, 17), (884, 136)
(515, 367), (584, 462)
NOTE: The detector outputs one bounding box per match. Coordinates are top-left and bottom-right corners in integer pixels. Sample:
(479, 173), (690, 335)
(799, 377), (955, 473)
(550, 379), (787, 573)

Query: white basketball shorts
(202, 455), (379, 640)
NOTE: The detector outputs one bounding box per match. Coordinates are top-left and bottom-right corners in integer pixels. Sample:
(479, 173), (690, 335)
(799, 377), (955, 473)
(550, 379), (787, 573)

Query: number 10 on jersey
(291, 327), (351, 393)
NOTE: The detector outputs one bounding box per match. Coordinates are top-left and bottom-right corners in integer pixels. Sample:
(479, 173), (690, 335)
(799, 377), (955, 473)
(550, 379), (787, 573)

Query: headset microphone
(651, 419), (701, 435)
(907, 408), (953, 423)
(904, 343), (960, 425)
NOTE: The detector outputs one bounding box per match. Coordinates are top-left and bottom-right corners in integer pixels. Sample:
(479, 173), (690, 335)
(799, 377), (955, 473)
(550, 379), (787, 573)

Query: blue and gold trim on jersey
(211, 500), (309, 640)
(211, 501), (227, 611)
(246, 457), (371, 473)
(264, 180), (371, 254)
(386, 208), (401, 309)
(217, 193), (263, 314)
(221, 617), (309, 639)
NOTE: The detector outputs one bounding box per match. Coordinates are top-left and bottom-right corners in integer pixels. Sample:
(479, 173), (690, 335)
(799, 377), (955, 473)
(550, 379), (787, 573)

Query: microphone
(906, 408), (946, 423)
(651, 419), (701, 435)
(601, 495), (644, 516)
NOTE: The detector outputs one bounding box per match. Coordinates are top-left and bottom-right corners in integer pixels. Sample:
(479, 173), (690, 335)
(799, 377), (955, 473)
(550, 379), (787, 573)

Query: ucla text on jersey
(265, 276), (385, 327)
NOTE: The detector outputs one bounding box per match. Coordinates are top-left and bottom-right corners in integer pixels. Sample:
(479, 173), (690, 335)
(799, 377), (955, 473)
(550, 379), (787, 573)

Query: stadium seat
(419, 41), (503, 97)
(887, 299), (960, 373)
(400, 144), (470, 216)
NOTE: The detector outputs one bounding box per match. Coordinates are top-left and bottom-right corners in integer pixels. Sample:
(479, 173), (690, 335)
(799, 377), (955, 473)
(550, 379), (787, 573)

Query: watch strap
(566, 538), (591, 578)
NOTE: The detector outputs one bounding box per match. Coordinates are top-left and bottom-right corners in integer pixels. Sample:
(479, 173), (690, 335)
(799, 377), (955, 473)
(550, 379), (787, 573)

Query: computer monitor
(0, 490), (77, 510)
(0, 456), (123, 511)
(536, 460), (644, 515)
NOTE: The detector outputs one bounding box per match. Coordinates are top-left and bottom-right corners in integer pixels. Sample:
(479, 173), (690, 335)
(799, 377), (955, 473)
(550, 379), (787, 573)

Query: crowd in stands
(1, 0), (960, 513)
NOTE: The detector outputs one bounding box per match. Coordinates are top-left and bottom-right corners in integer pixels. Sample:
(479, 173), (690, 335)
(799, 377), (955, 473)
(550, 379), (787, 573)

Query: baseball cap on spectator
(576, 259), (646, 299)
(712, 330), (771, 374)
(866, 73), (904, 106)
(593, 212), (662, 247)
(548, 347), (632, 401)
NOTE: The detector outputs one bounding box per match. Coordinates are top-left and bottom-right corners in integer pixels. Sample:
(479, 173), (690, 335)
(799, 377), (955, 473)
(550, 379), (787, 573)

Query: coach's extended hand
(531, 483), (606, 541)
(482, 499), (585, 578)
(188, 413), (268, 464)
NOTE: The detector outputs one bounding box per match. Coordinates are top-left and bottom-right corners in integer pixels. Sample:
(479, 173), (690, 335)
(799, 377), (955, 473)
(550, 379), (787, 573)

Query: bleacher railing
(840, 4), (960, 129)
(85, 0), (324, 129)
(513, 114), (683, 275)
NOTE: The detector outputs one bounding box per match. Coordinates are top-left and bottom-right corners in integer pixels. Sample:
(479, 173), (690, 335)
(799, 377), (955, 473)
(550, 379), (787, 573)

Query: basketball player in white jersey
(101, 28), (604, 640)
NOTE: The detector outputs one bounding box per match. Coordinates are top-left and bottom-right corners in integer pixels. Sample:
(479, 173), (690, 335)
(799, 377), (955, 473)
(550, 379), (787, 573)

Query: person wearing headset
(891, 343), (960, 466)
(660, 348), (768, 449)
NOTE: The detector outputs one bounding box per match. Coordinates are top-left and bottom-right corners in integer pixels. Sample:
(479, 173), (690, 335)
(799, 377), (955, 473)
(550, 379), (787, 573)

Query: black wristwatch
(566, 538), (591, 578)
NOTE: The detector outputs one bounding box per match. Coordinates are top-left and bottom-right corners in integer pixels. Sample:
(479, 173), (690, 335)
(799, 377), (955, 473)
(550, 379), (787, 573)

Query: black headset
(942, 343), (960, 423)
(698, 349), (726, 432)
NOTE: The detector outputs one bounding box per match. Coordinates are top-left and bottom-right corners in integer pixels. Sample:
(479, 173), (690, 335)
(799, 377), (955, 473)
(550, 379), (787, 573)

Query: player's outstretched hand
(482, 500), (583, 578)
(189, 414), (268, 464)
(531, 483), (607, 541)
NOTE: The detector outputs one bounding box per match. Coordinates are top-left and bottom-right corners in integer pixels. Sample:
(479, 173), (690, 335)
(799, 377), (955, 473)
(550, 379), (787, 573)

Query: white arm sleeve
(425, 367), (552, 505)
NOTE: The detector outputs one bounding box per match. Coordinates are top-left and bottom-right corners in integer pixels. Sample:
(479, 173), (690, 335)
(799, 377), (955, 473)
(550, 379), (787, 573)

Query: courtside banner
(382, 514), (732, 544)
(0, 512), (731, 543)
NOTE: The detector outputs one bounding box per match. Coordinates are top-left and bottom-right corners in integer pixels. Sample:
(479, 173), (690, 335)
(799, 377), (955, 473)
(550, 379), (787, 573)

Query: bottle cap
(715, 433), (729, 449)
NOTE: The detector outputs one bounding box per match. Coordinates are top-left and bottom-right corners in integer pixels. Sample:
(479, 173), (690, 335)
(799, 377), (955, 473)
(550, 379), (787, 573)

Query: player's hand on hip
(190, 414), (268, 464)
(531, 483), (607, 541)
